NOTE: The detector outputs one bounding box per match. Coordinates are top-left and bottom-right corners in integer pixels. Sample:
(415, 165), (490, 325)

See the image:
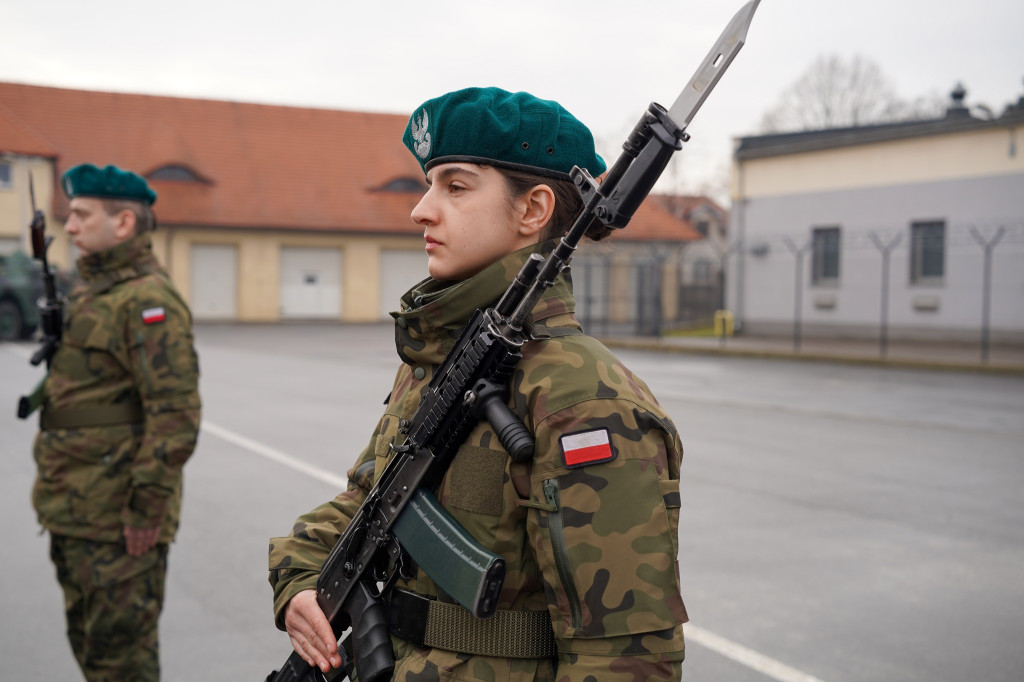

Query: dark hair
(101, 198), (156, 233)
(495, 167), (612, 242)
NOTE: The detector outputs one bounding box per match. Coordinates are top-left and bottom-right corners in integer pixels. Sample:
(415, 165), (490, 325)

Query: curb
(599, 338), (1024, 376)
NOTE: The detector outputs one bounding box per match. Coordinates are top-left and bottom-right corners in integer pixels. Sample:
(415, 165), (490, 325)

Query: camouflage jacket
(33, 233), (201, 544)
(270, 242), (686, 681)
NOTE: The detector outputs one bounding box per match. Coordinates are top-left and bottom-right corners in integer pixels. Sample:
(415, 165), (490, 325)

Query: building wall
(1, 154), (685, 328)
(2, 179), (426, 323)
(0, 155), (57, 256)
(163, 227), (424, 322)
(729, 125), (1024, 342)
(572, 240), (692, 335)
(735, 126), (1022, 198)
(679, 206), (728, 283)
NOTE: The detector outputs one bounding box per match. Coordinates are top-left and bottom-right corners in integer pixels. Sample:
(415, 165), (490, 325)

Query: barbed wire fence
(726, 220), (1024, 361)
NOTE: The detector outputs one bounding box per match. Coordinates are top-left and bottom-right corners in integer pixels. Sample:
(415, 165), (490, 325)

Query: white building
(727, 84), (1024, 344)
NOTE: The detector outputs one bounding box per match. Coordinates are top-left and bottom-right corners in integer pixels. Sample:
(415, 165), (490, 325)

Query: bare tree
(759, 54), (940, 133)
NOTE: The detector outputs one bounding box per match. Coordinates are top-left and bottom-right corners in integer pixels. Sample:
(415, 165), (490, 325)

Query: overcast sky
(2, 0), (1021, 201)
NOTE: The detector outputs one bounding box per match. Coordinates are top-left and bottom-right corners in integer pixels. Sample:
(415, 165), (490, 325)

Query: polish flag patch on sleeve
(141, 307), (166, 325)
(560, 428), (615, 468)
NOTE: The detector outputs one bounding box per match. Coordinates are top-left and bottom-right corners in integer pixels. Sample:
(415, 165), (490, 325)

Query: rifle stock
(17, 378), (45, 420)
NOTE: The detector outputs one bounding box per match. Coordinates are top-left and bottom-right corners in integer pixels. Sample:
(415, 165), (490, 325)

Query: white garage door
(380, 249), (429, 318)
(280, 247), (342, 319)
(190, 244), (237, 320)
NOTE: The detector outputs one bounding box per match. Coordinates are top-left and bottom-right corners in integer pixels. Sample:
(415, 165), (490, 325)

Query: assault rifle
(267, 2), (759, 680)
(17, 174), (64, 419)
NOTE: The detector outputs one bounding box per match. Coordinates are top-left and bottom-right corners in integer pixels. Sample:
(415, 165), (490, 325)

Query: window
(146, 164), (206, 183)
(695, 220), (709, 237)
(693, 259), (713, 283)
(811, 226), (840, 284)
(376, 177), (427, 193)
(910, 221), (945, 283)
(0, 161), (11, 188)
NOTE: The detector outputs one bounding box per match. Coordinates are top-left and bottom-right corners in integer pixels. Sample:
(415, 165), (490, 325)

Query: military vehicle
(0, 250), (44, 340)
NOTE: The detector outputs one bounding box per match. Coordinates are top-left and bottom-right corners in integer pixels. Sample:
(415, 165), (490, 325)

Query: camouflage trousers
(49, 534), (168, 682)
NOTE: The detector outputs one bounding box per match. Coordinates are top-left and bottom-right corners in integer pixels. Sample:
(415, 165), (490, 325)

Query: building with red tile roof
(1, 82), (706, 325)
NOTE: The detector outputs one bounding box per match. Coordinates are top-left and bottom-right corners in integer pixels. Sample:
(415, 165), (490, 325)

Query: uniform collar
(75, 233), (158, 295)
(392, 240), (579, 366)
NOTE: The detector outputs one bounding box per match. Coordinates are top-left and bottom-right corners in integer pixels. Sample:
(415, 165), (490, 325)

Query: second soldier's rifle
(267, 2), (759, 681)
(17, 175), (64, 419)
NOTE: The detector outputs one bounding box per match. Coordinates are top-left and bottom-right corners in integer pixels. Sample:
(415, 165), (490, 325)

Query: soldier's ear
(517, 184), (555, 239)
(112, 209), (137, 240)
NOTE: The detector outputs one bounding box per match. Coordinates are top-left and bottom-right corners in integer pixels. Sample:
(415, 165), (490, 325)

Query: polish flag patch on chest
(141, 307), (166, 324)
(560, 428), (615, 468)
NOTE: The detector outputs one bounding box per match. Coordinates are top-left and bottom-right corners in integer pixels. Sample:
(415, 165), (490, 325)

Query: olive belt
(387, 588), (557, 659)
(40, 402), (144, 430)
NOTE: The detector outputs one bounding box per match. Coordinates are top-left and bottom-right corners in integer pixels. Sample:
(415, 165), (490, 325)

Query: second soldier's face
(64, 197), (121, 256)
(411, 163), (538, 281)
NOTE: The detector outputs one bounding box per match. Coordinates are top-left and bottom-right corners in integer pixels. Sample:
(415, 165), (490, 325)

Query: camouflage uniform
(270, 242), (686, 681)
(33, 232), (201, 681)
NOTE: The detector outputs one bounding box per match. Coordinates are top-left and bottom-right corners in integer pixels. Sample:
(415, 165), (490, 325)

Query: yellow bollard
(714, 310), (734, 338)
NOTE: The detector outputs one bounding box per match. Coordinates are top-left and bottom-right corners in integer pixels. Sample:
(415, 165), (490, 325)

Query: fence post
(969, 225), (1006, 363)
(582, 257), (593, 332)
(652, 252), (666, 337)
(635, 258), (648, 336)
(868, 231), (903, 358)
(718, 241), (741, 332)
(783, 237), (811, 352)
(602, 253), (612, 337)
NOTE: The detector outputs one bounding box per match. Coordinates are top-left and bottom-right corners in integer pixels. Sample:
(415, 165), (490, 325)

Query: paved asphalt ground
(3, 323), (1023, 681)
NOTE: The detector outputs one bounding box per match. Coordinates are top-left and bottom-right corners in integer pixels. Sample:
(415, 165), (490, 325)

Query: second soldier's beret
(62, 164), (157, 205)
(402, 87), (606, 180)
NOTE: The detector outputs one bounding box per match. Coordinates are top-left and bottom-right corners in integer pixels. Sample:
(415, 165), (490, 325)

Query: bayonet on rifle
(668, 0), (760, 129)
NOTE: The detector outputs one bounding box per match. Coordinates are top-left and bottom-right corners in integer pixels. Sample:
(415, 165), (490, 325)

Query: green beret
(403, 87), (606, 180)
(61, 164), (157, 205)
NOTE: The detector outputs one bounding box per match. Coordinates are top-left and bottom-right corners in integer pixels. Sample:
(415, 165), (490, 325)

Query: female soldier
(269, 87), (687, 681)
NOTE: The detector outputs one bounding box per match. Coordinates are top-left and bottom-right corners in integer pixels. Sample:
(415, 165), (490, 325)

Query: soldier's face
(64, 197), (127, 256)
(411, 163), (539, 281)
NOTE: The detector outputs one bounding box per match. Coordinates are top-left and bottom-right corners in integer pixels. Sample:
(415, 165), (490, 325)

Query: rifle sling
(388, 588), (557, 659)
(41, 402), (144, 430)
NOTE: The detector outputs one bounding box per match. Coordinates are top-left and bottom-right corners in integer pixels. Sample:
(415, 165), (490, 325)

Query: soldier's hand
(123, 525), (160, 557)
(284, 589), (342, 673)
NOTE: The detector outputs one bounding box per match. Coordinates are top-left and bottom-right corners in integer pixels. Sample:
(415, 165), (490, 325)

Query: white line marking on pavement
(2, 343), (35, 360)
(202, 420), (828, 682)
(201, 420), (348, 490)
(686, 624), (829, 682)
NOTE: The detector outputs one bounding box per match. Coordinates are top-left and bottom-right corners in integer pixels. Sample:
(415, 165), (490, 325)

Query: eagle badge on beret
(411, 109), (431, 159)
